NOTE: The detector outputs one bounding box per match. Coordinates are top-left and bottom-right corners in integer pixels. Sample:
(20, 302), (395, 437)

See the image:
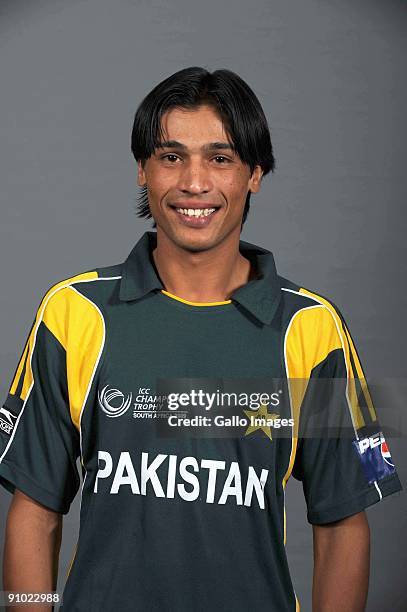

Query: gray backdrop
(1, 1), (406, 610)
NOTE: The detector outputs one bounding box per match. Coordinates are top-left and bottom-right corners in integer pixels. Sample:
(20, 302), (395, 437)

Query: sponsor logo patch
(353, 432), (396, 484)
(0, 406), (18, 436)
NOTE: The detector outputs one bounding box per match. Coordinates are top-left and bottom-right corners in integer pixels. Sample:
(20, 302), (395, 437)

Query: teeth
(176, 207), (216, 218)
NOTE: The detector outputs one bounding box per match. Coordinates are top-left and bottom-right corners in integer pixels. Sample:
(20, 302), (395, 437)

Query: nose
(178, 157), (213, 194)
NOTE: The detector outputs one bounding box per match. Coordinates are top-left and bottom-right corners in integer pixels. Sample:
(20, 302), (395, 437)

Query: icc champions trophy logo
(98, 385), (133, 418)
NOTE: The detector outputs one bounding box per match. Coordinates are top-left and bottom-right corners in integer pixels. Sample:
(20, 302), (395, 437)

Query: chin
(175, 235), (217, 253)
(156, 220), (230, 253)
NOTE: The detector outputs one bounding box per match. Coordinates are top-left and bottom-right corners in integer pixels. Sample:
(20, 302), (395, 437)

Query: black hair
(130, 66), (275, 227)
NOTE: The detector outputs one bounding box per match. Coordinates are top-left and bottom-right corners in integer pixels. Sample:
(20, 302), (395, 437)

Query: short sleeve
(291, 306), (403, 525)
(0, 290), (81, 514)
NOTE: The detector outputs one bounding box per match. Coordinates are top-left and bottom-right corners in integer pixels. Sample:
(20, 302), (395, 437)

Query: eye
(213, 155), (231, 164)
(161, 154), (180, 163)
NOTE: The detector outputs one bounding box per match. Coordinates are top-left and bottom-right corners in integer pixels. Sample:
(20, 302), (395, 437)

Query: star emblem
(244, 404), (280, 441)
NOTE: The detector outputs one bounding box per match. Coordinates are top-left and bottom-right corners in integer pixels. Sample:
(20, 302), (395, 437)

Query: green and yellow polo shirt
(0, 231), (402, 611)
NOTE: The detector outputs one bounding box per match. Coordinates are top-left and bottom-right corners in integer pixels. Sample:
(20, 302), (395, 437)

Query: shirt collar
(119, 231), (281, 325)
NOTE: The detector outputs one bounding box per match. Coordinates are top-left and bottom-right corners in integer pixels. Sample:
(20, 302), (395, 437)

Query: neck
(152, 229), (255, 303)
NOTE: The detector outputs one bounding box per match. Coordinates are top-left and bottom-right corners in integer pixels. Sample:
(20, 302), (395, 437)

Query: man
(1, 67), (402, 611)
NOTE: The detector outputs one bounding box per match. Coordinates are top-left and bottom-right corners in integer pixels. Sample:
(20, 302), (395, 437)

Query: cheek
(147, 172), (172, 199)
(222, 176), (249, 206)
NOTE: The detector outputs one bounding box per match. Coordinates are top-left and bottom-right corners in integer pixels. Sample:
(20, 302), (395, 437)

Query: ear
(248, 165), (263, 194)
(137, 160), (147, 187)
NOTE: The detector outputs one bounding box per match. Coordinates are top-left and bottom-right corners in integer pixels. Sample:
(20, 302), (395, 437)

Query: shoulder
(32, 263), (123, 346)
(277, 275), (352, 372)
(277, 276), (351, 376)
(37, 263), (123, 312)
(278, 274), (347, 332)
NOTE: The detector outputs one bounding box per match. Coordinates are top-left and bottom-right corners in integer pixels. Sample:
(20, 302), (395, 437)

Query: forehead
(158, 104), (232, 146)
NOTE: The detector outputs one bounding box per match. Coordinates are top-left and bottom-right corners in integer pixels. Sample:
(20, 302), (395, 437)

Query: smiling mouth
(168, 205), (221, 219)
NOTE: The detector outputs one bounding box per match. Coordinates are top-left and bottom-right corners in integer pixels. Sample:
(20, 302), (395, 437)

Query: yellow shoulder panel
(9, 271), (100, 433)
(63, 287), (105, 431)
(299, 287), (376, 424)
(282, 304), (343, 508)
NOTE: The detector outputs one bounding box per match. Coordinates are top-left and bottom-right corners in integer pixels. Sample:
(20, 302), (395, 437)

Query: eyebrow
(156, 140), (234, 152)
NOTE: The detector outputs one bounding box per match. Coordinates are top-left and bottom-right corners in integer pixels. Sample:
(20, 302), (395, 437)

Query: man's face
(137, 104), (263, 252)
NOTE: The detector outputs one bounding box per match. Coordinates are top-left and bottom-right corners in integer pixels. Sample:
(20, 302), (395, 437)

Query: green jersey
(0, 231), (402, 611)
